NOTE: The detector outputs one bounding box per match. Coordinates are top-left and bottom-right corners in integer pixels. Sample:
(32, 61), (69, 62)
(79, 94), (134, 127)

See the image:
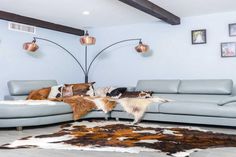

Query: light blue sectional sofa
(1, 79), (236, 129)
(112, 79), (236, 127)
(1, 80), (109, 129)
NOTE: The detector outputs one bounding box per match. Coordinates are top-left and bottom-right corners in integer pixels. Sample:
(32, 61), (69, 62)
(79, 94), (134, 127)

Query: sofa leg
(115, 117), (119, 121)
(105, 116), (109, 121)
(16, 126), (23, 131)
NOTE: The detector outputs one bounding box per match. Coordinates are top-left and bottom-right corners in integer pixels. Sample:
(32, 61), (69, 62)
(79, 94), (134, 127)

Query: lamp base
(85, 75), (88, 83)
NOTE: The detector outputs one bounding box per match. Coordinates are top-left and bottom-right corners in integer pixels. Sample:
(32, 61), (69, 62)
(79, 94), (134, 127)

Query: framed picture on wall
(229, 23), (236, 36)
(191, 29), (207, 45)
(221, 42), (236, 57)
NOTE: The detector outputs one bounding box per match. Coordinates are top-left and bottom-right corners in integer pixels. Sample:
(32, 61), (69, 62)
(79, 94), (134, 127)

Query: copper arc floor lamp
(23, 31), (149, 83)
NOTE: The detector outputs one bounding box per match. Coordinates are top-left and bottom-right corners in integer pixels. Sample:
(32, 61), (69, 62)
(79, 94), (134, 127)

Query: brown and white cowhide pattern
(48, 85), (64, 99)
(1, 121), (236, 157)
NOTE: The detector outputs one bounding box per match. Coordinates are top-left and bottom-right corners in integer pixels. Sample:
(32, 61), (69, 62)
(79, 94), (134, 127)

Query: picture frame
(191, 29), (207, 45)
(229, 23), (236, 37)
(221, 42), (236, 57)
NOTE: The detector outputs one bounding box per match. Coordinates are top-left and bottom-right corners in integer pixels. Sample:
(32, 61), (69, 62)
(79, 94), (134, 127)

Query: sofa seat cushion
(159, 101), (236, 118)
(153, 94), (231, 103)
(0, 102), (72, 118)
(113, 102), (160, 113)
(218, 96), (236, 106)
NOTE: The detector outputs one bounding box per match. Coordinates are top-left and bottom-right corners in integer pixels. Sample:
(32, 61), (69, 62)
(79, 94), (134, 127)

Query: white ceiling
(0, 0), (236, 29)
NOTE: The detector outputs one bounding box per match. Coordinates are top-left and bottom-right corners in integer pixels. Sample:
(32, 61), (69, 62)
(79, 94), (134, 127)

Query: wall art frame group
(191, 23), (236, 58)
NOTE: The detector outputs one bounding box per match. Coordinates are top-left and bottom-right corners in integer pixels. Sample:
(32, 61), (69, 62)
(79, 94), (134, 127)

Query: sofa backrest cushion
(136, 80), (180, 94)
(178, 79), (233, 95)
(8, 80), (58, 96)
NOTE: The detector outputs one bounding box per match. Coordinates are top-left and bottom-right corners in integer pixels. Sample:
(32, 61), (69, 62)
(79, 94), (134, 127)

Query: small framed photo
(229, 23), (236, 36)
(191, 29), (207, 45)
(221, 42), (236, 57)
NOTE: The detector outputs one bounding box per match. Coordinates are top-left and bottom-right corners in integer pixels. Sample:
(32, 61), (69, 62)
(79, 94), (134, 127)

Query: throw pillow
(27, 87), (51, 100)
(106, 87), (127, 98)
(65, 82), (95, 96)
(94, 87), (115, 97)
(48, 85), (64, 99)
(62, 85), (73, 97)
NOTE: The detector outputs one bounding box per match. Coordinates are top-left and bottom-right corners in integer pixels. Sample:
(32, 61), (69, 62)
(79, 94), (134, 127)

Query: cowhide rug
(1, 121), (236, 157)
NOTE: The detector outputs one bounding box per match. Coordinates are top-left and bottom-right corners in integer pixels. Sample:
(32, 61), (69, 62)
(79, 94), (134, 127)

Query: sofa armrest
(218, 96), (236, 106)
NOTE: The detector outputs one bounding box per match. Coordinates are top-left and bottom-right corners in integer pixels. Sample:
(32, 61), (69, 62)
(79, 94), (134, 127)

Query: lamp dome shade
(80, 36), (96, 45)
(23, 41), (39, 52)
(80, 31), (96, 45)
(135, 42), (149, 53)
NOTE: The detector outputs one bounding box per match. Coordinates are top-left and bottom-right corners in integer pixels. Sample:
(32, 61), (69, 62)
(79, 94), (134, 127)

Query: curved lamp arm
(25, 37), (146, 83)
(87, 38), (141, 74)
(33, 37), (86, 75)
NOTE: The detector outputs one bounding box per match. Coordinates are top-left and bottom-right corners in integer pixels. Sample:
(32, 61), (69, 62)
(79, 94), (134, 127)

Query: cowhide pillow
(65, 82), (95, 96)
(106, 87), (127, 98)
(27, 87), (51, 100)
(94, 87), (114, 97)
(48, 85), (64, 99)
(62, 85), (73, 97)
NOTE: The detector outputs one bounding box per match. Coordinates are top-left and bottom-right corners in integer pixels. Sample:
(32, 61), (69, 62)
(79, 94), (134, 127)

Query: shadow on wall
(25, 50), (44, 59)
(141, 49), (154, 57)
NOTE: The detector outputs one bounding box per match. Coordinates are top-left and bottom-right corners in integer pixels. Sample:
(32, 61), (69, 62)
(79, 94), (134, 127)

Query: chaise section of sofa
(0, 80), (109, 129)
(111, 79), (236, 127)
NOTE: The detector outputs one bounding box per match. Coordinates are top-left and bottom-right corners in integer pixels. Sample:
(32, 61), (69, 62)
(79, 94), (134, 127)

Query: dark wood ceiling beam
(0, 10), (84, 36)
(119, 0), (180, 25)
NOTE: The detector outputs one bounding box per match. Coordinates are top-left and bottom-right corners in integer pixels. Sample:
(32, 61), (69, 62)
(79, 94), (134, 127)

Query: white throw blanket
(0, 96), (170, 123)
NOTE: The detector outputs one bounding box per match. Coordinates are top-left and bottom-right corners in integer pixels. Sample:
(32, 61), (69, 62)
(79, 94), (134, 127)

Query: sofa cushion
(136, 80), (180, 94)
(0, 102), (72, 118)
(8, 80), (57, 96)
(153, 94), (231, 103)
(4, 95), (28, 100)
(218, 96), (236, 106)
(178, 79), (233, 95)
(159, 101), (236, 118)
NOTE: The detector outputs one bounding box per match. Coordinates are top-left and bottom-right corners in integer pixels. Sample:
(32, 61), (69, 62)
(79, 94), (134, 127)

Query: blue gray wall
(0, 20), (85, 99)
(89, 11), (236, 87)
